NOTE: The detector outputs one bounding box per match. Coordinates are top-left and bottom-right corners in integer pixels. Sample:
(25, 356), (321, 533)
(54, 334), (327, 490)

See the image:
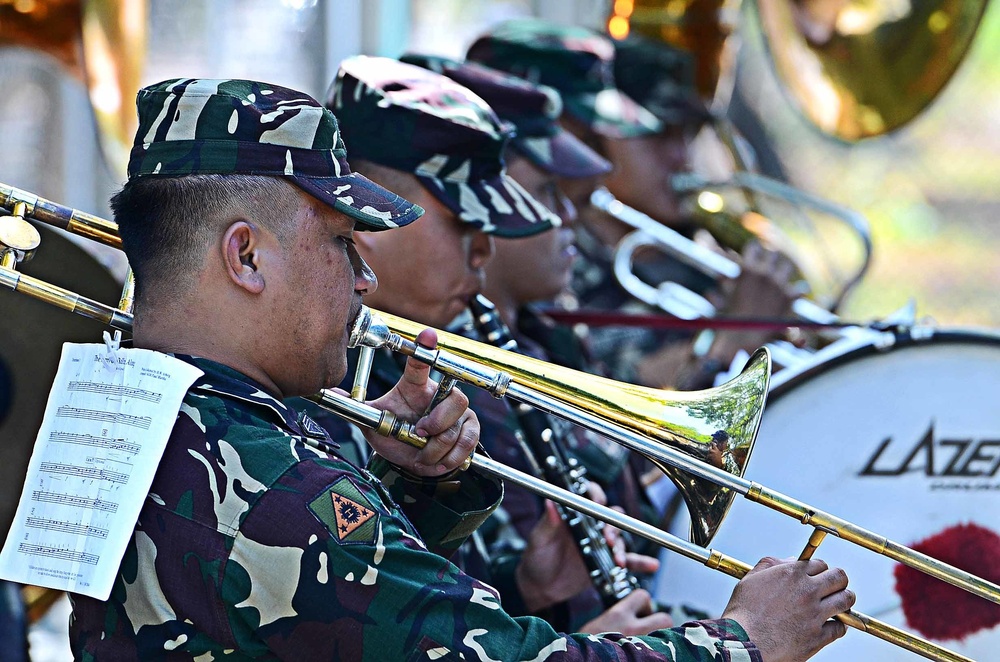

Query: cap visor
(513, 129), (612, 179)
(647, 96), (715, 127)
(563, 89), (662, 139)
(416, 172), (558, 238)
(293, 172), (424, 231)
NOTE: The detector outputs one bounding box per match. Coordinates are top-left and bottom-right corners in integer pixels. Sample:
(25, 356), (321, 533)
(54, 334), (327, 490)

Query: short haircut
(110, 174), (302, 305)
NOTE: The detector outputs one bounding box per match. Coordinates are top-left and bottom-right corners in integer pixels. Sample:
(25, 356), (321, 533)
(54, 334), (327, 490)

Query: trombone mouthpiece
(348, 306), (392, 350)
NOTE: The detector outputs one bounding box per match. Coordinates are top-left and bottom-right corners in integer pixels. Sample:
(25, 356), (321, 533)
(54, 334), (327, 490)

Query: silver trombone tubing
(351, 307), (1000, 608)
(308, 393), (965, 662)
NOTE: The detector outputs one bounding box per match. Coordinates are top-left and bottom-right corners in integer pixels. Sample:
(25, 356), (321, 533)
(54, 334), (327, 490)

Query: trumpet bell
(369, 310), (771, 547)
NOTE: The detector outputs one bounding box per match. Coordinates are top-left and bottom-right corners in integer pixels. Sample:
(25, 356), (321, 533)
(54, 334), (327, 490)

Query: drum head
(0, 226), (121, 545)
(656, 330), (1000, 660)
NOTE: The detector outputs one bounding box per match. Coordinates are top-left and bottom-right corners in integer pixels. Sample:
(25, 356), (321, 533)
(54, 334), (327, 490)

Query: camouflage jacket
(69, 355), (761, 660)
(335, 346), (759, 661)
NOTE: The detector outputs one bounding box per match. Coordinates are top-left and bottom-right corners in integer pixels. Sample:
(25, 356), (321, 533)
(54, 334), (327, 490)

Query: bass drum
(655, 328), (1000, 661)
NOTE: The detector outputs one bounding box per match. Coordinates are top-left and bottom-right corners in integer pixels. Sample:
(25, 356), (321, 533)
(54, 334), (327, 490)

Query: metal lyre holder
(0, 183), (991, 662)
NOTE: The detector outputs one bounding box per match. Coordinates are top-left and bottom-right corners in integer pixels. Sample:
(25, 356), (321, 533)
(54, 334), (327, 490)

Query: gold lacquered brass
(0, 184), (991, 660)
(375, 309), (768, 548)
(611, 0), (735, 100)
(609, 1), (988, 139)
(755, 0), (987, 140)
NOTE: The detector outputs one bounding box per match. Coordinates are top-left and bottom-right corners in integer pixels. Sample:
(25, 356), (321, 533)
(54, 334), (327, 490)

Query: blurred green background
(732, 0), (1000, 328)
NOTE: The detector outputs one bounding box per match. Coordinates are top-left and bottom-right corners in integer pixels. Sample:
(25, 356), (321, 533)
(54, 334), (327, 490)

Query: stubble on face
(267, 199), (364, 396)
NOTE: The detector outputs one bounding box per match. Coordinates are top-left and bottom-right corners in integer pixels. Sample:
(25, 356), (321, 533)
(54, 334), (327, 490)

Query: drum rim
(768, 326), (1000, 403)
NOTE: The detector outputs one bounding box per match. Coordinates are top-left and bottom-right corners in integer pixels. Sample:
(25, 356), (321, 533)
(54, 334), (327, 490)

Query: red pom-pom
(894, 522), (1000, 641)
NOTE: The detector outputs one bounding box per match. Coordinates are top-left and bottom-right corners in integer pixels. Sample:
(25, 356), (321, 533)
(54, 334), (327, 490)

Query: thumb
(544, 499), (562, 526)
(400, 329), (437, 389)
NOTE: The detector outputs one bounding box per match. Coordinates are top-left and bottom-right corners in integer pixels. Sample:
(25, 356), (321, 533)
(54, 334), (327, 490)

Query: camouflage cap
(400, 54), (611, 179)
(327, 56), (557, 238)
(466, 19), (661, 139)
(127, 78), (423, 231)
(612, 36), (714, 127)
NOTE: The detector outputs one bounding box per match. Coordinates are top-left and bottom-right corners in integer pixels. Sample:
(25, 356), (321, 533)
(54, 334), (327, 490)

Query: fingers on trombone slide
(798, 528), (829, 561)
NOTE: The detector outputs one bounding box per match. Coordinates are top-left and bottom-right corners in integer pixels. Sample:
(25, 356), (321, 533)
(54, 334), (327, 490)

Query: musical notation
(17, 544), (99, 566)
(31, 491), (118, 513)
(25, 517), (108, 540)
(49, 431), (141, 455)
(39, 462), (129, 485)
(0, 343), (204, 600)
(56, 406), (152, 430)
(68, 381), (162, 403)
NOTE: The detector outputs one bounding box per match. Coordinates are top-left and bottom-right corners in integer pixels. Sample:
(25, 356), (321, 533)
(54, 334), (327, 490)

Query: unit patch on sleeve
(309, 476), (381, 545)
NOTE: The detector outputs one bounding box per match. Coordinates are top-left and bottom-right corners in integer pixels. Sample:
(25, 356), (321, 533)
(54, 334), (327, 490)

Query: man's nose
(468, 231), (495, 270)
(353, 252), (378, 296)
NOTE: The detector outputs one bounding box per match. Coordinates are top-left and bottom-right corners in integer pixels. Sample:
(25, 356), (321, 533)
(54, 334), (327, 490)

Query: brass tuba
(0, 0), (147, 176)
(608, 0), (989, 140)
(0, 2), (146, 627)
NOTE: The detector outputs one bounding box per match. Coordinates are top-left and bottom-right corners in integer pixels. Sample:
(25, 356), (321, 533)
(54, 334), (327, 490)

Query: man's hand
(722, 557), (855, 662)
(710, 240), (800, 359)
(516, 493), (661, 612)
(364, 329), (479, 477)
(516, 500), (597, 612)
(581, 589), (674, 635)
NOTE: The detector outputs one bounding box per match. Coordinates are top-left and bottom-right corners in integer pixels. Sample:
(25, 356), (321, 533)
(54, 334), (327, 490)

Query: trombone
(0, 184), (994, 661)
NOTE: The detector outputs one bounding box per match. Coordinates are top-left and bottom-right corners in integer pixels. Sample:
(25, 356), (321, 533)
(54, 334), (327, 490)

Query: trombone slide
(311, 386), (972, 662)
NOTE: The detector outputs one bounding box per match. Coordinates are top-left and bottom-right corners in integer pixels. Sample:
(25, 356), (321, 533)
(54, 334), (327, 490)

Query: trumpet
(1, 183), (994, 661)
(592, 185), (857, 325)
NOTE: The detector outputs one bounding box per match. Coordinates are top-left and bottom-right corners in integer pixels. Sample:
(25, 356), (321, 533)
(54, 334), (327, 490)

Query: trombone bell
(352, 307), (771, 547)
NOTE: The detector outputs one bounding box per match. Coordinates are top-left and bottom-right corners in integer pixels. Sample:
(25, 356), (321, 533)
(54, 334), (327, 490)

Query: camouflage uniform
(331, 343), (754, 660)
(66, 73), (764, 660)
(468, 23), (726, 387)
(329, 56), (559, 238)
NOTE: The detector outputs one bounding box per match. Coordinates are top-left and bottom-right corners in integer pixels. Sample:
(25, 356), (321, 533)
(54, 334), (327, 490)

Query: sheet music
(0, 343), (202, 600)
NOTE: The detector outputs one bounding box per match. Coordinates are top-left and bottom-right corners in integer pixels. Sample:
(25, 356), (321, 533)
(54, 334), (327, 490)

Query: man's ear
(221, 221), (265, 294)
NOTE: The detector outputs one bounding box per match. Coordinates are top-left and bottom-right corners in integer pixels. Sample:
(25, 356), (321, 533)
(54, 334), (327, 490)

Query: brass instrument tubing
(311, 388), (968, 662)
(351, 346), (375, 401)
(118, 269), (136, 313)
(798, 529), (828, 561)
(747, 483), (1000, 605)
(0, 184), (121, 249)
(1, 266), (133, 331)
(373, 319), (1000, 605)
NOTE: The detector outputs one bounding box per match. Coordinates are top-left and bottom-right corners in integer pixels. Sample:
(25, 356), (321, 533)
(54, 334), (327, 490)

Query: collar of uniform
(173, 354), (329, 441)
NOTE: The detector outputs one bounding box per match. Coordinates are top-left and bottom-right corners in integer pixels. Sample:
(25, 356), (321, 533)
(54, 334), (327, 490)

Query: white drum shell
(655, 329), (1000, 661)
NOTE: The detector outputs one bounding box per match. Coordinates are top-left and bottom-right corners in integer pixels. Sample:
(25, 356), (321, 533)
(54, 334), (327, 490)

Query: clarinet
(468, 295), (641, 607)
